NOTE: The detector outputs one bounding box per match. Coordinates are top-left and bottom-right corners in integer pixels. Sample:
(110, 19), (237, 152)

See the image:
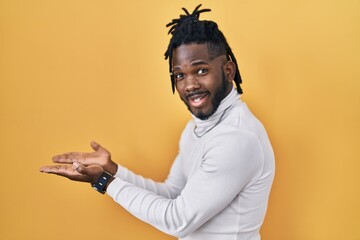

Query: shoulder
(205, 125), (262, 155)
(200, 126), (264, 180)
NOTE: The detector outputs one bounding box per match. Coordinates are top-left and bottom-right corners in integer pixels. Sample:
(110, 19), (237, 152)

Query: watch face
(92, 172), (112, 194)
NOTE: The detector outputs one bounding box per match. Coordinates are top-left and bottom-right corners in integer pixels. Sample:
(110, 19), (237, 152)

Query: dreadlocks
(164, 4), (243, 94)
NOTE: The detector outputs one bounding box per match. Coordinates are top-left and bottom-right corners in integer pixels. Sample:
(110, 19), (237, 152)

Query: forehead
(172, 43), (211, 66)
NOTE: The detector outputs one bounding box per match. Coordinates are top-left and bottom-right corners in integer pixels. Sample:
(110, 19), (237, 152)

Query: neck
(193, 87), (240, 137)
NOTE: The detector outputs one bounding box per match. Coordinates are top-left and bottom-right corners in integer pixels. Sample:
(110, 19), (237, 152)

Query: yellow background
(1, 0), (359, 239)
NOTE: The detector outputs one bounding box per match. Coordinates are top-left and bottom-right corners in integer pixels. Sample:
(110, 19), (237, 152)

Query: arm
(40, 141), (185, 198)
(114, 155), (186, 199)
(107, 130), (264, 238)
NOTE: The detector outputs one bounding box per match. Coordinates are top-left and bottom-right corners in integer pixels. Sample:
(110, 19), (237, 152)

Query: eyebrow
(173, 60), (210, 70)
(191, 60), (209, 66)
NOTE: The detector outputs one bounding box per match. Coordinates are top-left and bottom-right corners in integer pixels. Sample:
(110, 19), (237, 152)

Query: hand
(51, 141), (118, 175)
(39, 162), (104, 184)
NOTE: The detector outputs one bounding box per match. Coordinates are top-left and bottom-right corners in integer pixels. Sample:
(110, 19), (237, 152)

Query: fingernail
(73, 162), (79, 168)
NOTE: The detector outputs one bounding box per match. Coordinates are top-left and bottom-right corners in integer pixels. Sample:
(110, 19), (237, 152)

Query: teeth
(194, 97), (201, 103)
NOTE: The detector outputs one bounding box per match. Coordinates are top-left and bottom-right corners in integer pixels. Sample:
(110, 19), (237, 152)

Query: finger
(75, 164), (104, 183)
(40, 165), (71, 173)
(39, 166), (51, 173)
(90, 141), (101, 151)
(52, 152), (92, 164)
(40, 165), (60, 173)
(72, 161), (80, 169)
(40, 165), (91, 182)
(75, 163), (88, 175)
(90, 141), (109, 155)
(72, 161), (89, 175)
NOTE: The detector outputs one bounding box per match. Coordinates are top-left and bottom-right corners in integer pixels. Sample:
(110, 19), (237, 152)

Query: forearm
(107, 178), (196, 238)
(113, 156), (185, 199)
(113, 164), (181, 199)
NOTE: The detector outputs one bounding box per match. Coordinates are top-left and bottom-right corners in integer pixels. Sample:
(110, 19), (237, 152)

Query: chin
(191, 108), (214, 120)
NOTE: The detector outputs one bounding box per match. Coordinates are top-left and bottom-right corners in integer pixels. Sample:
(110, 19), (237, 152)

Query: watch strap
(92, 171), (112, 194)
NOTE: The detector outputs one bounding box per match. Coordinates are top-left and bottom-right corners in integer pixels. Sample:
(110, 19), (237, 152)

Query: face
(172, 43), (235, 120)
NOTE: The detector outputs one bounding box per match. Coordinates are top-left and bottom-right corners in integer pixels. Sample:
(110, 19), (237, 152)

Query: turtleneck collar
(192, 87), (240, 137)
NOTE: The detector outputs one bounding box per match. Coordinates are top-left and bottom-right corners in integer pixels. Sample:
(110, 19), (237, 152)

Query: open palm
(51, 141), (117, 175)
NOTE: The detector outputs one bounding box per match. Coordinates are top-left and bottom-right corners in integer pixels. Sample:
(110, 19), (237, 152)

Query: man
(40, 5), (275, 240)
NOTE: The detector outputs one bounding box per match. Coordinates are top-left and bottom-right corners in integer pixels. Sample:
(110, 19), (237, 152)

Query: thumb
(73, 162), (88, 175)
(74, 162), (103, 183)
(90, 141), (109, 155)
(90, 141), (101, 151)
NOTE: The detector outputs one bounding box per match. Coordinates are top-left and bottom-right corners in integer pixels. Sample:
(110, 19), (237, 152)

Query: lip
(186, 91), (208, 99)
(187, 92), (209, 108)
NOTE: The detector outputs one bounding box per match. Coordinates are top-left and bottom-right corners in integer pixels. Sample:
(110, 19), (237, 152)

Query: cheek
(175, 82), (185, 95)
(200, 76), (220, 91)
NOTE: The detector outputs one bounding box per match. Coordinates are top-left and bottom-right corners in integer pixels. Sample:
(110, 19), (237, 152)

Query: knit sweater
(107, 88), (275, 240)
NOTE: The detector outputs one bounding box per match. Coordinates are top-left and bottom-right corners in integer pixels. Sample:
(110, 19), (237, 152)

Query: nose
(185, 75), (200, 92)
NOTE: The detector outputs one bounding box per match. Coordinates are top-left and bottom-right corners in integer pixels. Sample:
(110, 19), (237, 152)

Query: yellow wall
(1, 0), (359, 239)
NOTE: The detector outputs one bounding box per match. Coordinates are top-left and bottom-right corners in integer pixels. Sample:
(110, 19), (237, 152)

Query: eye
(174, 72), (184, 81)
(197, 68), (208, 75)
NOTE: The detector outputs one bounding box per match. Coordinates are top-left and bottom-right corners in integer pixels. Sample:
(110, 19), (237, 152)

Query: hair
(164, 4), (243, 94)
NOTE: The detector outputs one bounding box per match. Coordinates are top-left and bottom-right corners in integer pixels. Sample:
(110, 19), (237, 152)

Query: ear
(224, 61), (236, 83)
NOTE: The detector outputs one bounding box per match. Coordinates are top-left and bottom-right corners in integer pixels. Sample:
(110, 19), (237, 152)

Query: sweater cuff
(106, 177), (127, 199)
(114, 164), (127, 178)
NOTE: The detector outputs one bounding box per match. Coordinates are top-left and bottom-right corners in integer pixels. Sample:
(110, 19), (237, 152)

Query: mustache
(185, 90), (209, 99)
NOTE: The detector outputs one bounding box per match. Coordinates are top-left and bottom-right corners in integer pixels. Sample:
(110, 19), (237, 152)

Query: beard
(183, 69), (229, 120)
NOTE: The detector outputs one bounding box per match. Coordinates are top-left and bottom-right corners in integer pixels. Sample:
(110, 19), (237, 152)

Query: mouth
(186, 91), (209, 108)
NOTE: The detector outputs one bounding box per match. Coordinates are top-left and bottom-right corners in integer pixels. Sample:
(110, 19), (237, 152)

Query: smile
(187, 92), (209, 108)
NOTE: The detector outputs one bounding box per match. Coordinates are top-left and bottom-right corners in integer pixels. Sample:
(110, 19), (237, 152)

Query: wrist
(106, 160), (118, 176)
(105, 176), (114, 190)
(92, 171), (113, 194)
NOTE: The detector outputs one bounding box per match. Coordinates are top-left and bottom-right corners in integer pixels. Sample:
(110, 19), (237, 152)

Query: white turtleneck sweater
(107, 88), (275, 240)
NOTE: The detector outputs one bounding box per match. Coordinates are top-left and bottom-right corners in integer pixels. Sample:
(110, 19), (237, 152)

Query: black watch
(92, 171), (113, 194)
